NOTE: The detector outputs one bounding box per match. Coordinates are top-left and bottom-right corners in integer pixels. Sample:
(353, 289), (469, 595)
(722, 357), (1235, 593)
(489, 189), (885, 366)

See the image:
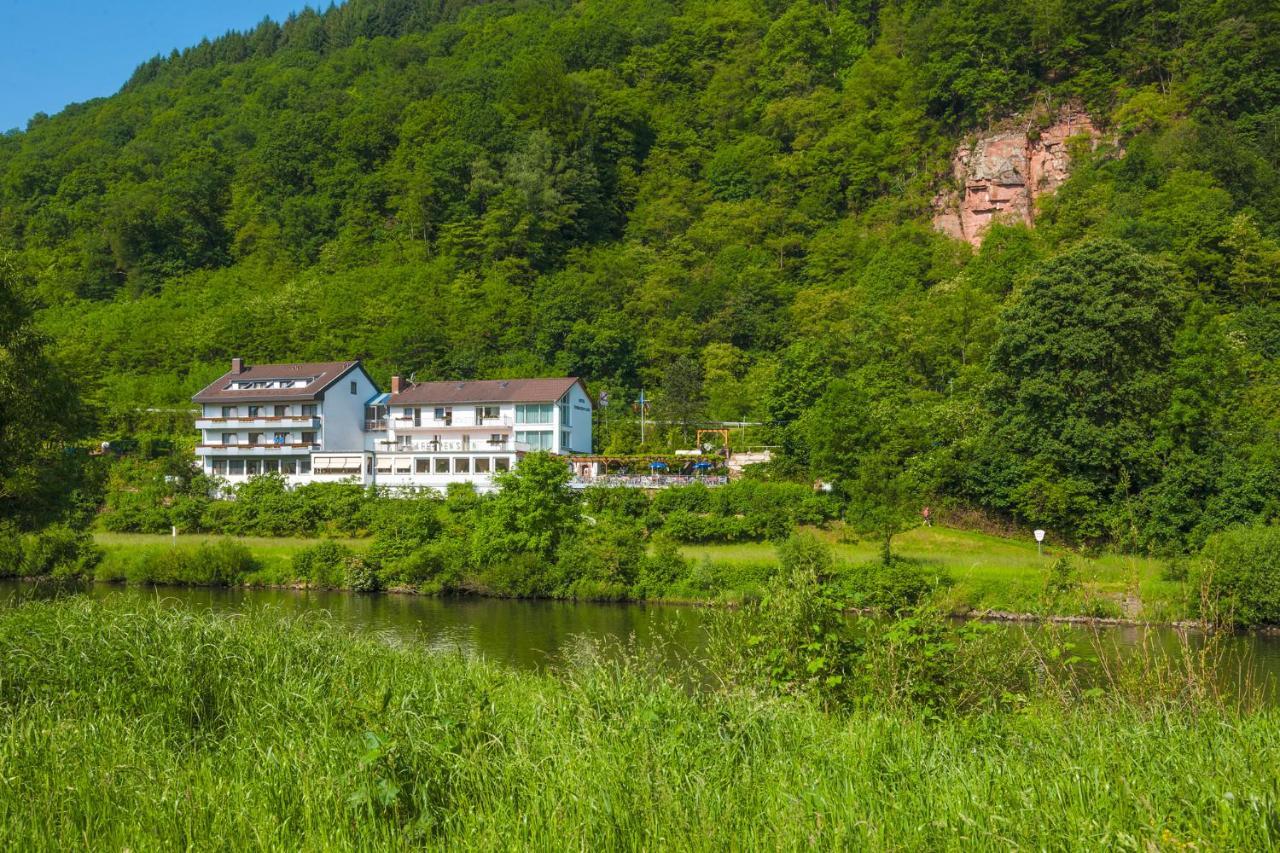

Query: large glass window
(515, 403), (553, 424)
(212, 459), (228, 475)
(454, 457), (470, 474)
(246, 460), (260, 476)
(416, 458), (429, 474)
(516, 430), (553, 450)
(263, 459), (279, 474)
(475, 405), (500, 422)
(434, 458), (450, 474)
(562, 430), (571, 450)
(299, 457), (311, 474)
(395, 458), (412, 475)
(282, 460), (297, 475)
(495, 457), (510, 472)
(229, 459), (244, 476)
(559, 397), (570, 427)
(474, 457), (491, 474)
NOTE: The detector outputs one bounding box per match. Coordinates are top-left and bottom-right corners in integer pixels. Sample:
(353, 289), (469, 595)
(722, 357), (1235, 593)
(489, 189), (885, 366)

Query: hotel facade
(193, 359), (591, 492)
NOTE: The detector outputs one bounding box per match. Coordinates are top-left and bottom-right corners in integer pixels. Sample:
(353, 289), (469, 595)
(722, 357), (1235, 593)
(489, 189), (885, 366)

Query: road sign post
(1034, 528), (1046, 557)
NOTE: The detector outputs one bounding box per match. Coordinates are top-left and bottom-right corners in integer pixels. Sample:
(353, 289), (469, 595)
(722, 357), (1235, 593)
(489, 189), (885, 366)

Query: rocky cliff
(932, 107), (1099, 247)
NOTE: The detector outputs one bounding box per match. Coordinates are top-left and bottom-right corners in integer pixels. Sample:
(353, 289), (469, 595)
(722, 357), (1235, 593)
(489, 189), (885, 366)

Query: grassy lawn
(680, 525), (1188, 620)
(93, 532), (368, 577)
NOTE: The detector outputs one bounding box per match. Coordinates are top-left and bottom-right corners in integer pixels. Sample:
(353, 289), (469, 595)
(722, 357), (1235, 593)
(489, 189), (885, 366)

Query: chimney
(231, 357), (244, 374)
(391, 375), (402, 395)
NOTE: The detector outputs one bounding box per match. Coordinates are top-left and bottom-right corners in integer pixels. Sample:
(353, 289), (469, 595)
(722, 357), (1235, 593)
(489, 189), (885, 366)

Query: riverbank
(0, 597), (1274, 848)
(92, 526), (1193, 623)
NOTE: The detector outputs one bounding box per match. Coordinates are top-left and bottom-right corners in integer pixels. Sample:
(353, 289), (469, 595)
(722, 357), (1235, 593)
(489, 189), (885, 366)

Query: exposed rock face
(932, 108), (1099, 247)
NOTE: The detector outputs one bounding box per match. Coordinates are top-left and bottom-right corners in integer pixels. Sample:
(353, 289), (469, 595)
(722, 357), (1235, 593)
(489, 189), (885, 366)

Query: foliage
(834, 558), (951, 615)
(291, 540), (356, 588)
(18, 525), (101, 580)
(96, 540), (258, 586)
(1196, 525), (1280, 627)
(476, 452), (578, 563)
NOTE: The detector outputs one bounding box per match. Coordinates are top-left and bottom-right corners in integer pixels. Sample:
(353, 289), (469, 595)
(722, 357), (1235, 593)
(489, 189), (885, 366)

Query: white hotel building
(193, 359), (592, 492)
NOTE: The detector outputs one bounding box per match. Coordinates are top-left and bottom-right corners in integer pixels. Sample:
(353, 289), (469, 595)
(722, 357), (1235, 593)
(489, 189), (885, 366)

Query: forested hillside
(2, 0), (1278, 547)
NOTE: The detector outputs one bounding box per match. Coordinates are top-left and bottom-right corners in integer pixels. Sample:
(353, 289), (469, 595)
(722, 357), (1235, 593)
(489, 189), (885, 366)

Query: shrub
(345, 555), (384, 593)
(1044, 556), (1081, 598)
(21, 525), (102, 580)
(0, 523), (22, 578)
(834, 558), (950, 615)
(555, 521), (646, 597)
(117, 541), (258, 586)
(634, 537), (690, 598)
(473, 553), (555, 598)
(292, 541), (354, 588)
(583, 486), (650, 519)
(1197, 525), (1280, 627)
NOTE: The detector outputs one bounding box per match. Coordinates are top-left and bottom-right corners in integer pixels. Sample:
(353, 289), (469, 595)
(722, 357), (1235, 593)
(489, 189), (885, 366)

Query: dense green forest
(2, 0), (1279, 548)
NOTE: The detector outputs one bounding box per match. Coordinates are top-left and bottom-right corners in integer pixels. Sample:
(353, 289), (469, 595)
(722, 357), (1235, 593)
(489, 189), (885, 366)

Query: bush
(21, 525), (102, 580)
(834, 558), (950, 615)
(634, 537), (691, 598)
(0, 523), (22, 578)
(1044, 556), (1081, 597)
(555, 521), (646, 597)
(292, 541), (354, 588)
(1197, 525), (1280, 627)
(345, 555), (384, 593)
(111, 541), (258, 586)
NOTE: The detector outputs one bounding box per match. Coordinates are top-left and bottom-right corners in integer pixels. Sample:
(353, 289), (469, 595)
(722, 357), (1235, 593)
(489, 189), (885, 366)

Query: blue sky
(0, 1), (316, 132)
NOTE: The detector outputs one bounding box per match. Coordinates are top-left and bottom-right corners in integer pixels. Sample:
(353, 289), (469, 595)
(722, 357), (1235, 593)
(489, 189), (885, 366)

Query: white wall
(565, 382), (593, 453)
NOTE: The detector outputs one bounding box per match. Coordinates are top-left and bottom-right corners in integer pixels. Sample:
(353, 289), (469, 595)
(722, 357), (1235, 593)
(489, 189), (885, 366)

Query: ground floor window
(395, 458), (411, 475)
(300, 457), (311, 474)
(246, 460), (261, 476)
(211, 459), (228, 475)
(454, 457), (470, 474)
(263, 459), (279, 474)
(475, 457), (490, 474)
(435, 457), (450, 474)
(282, 459), (298, 475)
(561, 430), (571, 450)
(495, 456), (510, 472)
(416, 458), (429, 474)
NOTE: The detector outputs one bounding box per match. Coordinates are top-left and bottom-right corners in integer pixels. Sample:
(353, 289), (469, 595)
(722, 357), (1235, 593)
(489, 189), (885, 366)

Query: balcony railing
(392, 416), (514, 431)
(196, 415), (320, 430)
(196, 443), (319, 454)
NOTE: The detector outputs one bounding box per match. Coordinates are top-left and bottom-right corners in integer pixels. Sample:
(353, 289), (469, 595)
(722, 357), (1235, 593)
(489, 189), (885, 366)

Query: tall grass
(0, 598), (1277, 849)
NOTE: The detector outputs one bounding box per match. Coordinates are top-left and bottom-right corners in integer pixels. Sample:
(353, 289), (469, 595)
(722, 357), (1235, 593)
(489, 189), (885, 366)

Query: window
(416, 458), (429, 474)
(395, 458), (412, 475)
(273, 432), (289, 445)
(515, 403), (552, 424)
(248, 405), (261, 417)
(221, 406), (238, 418)
(474, 457), (490, 474)
(212, 459), (228, 475)
(282, 460), (297, 475)
(245, 460), (260, 476)
(263, 459), (279, 474)
(350, 381), (358, 395)
(302, 404), (318, 417)
(475, 405), (500, 422)
(248, 432), (263, 446)
(274, 405), (288, 417)
(516, 430), (553, 450)
(488, 433), (506, 446)
(562, 430), (572, 450)
(299, 457), (311, 474)
(495, 457), (510, 472)
(221, 432), (239, 446)
(434, 406), (452, 425)
(229, 459), (245, 476)
(434, 458), (450, 474)
(366, 457), (374, 474)
(454, 457), (470, 474)
(559, 397), (570, 427)
(377, 457), (393, 473)
(301, 431), (317, 445)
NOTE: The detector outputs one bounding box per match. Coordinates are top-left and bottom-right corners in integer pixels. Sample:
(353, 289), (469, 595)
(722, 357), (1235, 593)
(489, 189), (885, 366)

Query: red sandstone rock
(933, 108), (1099, 247)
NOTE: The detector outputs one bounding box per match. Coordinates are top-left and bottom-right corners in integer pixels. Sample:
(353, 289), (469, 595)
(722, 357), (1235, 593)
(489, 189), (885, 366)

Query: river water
(4, 581), (1280, 702)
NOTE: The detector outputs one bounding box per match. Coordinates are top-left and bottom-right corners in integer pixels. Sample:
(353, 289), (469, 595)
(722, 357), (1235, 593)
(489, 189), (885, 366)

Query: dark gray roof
(192, 361), (365, 403)
(389, 377), (587, 406)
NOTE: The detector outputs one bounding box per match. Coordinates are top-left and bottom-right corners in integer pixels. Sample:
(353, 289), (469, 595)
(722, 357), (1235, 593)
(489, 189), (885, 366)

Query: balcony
(196, 443), (319, 455)
(392, 416), (514, 432)
(196, 415), (320, 430)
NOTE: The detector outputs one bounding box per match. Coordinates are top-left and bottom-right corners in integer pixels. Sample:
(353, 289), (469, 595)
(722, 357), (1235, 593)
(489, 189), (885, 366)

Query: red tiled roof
(388, 377), (586, 406)
(192, 361), (364, 403)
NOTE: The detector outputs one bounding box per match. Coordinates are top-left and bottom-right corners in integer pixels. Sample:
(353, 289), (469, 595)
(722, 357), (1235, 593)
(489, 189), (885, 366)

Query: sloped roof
(192, 361), (364, 403)
(389, 377), (586, 406)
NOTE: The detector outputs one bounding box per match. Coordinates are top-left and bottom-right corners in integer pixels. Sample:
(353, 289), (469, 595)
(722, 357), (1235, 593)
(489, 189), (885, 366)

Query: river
(4, 580), (1280, 701)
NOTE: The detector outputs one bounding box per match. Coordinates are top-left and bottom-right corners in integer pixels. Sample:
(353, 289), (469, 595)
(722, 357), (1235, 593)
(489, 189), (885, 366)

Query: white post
(171, 525), (178, 546)
(1034, 528), (1046, 558)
